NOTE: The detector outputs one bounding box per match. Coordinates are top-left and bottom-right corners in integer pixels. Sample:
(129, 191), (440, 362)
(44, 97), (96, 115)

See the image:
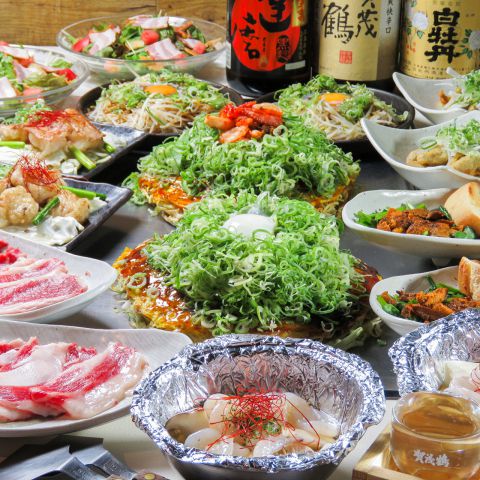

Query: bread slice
(444, 182), (480, 235)
(458, 256), (480, 300)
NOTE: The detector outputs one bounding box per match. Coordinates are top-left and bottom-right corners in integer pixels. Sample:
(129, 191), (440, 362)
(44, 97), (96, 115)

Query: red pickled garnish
(11, 154), (60, 187)
(25, 109), (73, 128)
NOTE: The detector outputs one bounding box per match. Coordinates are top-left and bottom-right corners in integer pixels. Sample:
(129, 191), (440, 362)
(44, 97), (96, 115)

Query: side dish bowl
(342, 188), (480, 260)
(57, 15), (226, 81)
(370, 266), (458, 336)
(0, 319), (191, 436)
(361, 111), (480, 190)
(393, 72), (466, 124)
(0, 46), (88, 117)
(131, 335), (385, 480)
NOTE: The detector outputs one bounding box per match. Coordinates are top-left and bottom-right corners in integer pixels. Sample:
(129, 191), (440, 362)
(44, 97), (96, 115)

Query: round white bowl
(342, 188), (480, 261)
(393, 72), (466, 124)
(361, 110), (480, 190)
(369, 265), (458, 336)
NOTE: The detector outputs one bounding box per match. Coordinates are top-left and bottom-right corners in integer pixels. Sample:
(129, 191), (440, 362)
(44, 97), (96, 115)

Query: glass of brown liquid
(390, 391), (480, 480)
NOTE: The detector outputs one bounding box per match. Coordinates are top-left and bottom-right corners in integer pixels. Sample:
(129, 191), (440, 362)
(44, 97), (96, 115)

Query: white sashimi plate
(369, 266), (458, 336)
(361, 110), (480, 190)
(342, 188), (480, 260)
(0, 231), (117, 323)
(393, 72), (466, 124)
(0, 320), (192, 437)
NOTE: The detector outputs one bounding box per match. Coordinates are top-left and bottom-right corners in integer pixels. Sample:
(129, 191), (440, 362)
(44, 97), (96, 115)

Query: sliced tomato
(72, 36), (90, 52)
(55, 68), (77, 81)
(141, 30), (160, 45)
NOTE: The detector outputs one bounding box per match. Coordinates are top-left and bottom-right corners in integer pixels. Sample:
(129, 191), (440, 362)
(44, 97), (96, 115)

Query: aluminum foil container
(131, 335), (385, 479)
(389, 309), (480, 395)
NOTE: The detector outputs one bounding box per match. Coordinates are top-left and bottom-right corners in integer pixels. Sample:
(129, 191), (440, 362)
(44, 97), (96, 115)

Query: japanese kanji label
(229, 0), (308, 72)
(315, 0), (400, 81)
(400, 0), (480, 78)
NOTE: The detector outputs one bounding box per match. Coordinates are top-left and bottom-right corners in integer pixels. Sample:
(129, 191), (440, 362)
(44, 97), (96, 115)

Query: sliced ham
(182, 38), (206, 54)
(0, 258), (66, 284)
(0, 77), (17, 98)
(0, 271), (87, 315)
(145, 38), (184, 60)
(88, 27), (120, 55)
(0, 45), (31, 60)
(31, 343), (147, 419)
(131, 15), (169, 29)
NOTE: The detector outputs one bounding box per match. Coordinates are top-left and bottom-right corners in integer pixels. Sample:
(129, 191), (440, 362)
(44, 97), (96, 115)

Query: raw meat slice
(0, 271), (86, 314)
(0, 258), (66, 283)
(0, 337), (38, 371)
(0, 404), (32, 422)
(31, 343), (147, 419)
(0, 338), (24, 354)
(0, 385), (61, 419)
(0, 342), (69, 384)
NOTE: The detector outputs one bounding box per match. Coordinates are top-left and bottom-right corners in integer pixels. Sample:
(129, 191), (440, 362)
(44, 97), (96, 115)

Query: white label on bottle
(226, 41), (231, 69)
(285, 60), (306, 70)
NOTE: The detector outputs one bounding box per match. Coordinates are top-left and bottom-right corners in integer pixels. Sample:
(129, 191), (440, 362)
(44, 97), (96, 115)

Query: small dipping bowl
(390, 391), (480, 480)
(131, 335), (385, 480)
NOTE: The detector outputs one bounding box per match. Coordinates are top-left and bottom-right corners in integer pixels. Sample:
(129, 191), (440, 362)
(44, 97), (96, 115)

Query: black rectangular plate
(63, 178), (132, 251)
(75, 124), (147, 179)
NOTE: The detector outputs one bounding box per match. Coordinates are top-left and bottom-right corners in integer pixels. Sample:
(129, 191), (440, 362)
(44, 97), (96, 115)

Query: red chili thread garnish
(24, 109), (73, 128)
(203, 390), (321, 452)
(471, 365), (480, 393)
(10, 154), (60, 188)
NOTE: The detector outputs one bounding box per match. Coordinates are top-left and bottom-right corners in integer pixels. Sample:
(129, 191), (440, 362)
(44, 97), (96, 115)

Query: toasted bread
(458, 256), (480, 301)
(444, 182), (480, 235)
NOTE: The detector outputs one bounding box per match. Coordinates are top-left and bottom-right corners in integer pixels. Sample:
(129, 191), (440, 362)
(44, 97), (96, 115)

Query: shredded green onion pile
(142, 193), (362, 336)
(434, 119), (480, 156)
(452, 69), (480, 108)
(124, 112), (359, 206)
(276, 75), (406, 124)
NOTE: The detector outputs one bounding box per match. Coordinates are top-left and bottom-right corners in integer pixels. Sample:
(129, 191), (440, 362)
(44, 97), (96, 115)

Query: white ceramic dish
(370, 265), (458, 336)
(393, 72), (466, 124)
(0, 231), (117, 323)
(361, 111), (480, 190)
(0, 320), (191, 437)
(342, 188), (480, 261)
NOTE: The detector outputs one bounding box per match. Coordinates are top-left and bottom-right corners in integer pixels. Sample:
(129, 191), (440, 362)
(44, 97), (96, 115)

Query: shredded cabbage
(125, 113), (359, 205)
(143, 193), (362, 335)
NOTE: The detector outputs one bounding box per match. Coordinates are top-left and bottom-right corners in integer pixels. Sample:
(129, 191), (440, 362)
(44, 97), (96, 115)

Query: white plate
(0, 231), (117, 323)
(393, 72), (466, 124)
(342, 188), (480, 260)
(0, 320), (191, 437)
(370, 265), (458, 336)
(361, 110), (480, 190)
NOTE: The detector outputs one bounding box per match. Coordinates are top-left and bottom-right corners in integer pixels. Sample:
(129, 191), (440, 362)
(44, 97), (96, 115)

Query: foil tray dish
(131, 335), (385, 480)
(389, 309), (480, 395)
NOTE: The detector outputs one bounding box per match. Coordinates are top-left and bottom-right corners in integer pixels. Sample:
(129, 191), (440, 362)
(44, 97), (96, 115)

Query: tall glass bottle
(226, 0), (312, 96)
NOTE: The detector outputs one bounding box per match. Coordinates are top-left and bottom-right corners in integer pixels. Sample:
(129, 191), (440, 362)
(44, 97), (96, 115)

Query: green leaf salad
(116, 193), (379, 348)
(124, 111), (360, 221)
(275, 74), (407, 141)
(87, 71), (230, 134)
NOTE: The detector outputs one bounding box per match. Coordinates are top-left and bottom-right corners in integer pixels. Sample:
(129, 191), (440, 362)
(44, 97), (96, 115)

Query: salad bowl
(370, 266), (458, 336)
(361, 111), (480, 190)
(0, 319), (191, 436)
(57, 15), (226, 81)
(392, 72), (465, 124)
(342, 188), (480, 261)
(0, 46), (88, 117)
